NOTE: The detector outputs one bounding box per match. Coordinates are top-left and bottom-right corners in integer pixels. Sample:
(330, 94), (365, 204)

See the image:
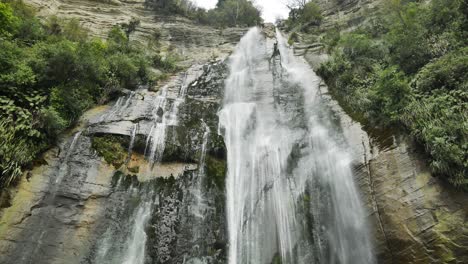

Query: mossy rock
(128, 166), (140, 174)
(111, 170), (138, 189)
(132, 134), (149, 155)
(208, 134), (227, 160)
(271, 253), (282, 264)
(205, 155), (227, 190)
(91, 135), (129, 168)
(161, 138), (188, 162)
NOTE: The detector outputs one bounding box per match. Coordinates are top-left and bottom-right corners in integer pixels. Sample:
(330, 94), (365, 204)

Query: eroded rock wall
(0, 58), (231, 263)
(25, 0), (246, 66)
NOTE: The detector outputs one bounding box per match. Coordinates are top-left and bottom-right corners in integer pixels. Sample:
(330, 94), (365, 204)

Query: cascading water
(93, 185), (156, 264)
(219, 27), (374, 264)
(145, 77), (188, 167)
(121, 193), (154, 264)
(94, 68), (200, 264)
(55, 130), (82, 184)
(192, 120), (210, 218)
(100, 91), (136, 122)
(127, 123), (138, 163)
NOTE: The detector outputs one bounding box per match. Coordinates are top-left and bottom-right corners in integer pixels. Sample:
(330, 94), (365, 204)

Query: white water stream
(219, 27), (374, 264)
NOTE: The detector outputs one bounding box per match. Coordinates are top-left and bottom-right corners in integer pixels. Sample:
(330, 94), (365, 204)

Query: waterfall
(99, 91), (137, 123)
(127, 123), (138, 163)
(193, 120), (211, 218)
(55, 131), (82, 184)
(94, 186), (156, 264)
(199, 121), (210, 179)
(145, 78), (188, 167)
(121, 196), (153, 264)
(94, 67), (196, 264)
(219, 27), (374, 264)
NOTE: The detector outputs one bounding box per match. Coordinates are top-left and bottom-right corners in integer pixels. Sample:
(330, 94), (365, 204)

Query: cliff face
(0, 58), (232, 264)
(314, 0), (384, 31)
(26, 0), (246, 66)
(0, 1), (243, 263)
(291, 0), (386, 71)
(315, 83), (468, 263)
(1, 1), (466, 264)
(299, 0), (468, 263)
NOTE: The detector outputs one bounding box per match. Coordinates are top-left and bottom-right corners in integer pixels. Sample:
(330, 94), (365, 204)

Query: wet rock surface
(1, 2), (467, 260)
(286, 0), (468, 261)
(0, 58), (230, 263)
(310, 61), (468, 264)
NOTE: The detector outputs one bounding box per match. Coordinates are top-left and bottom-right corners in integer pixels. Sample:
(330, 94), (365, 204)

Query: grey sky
(192, 0), (289, 22)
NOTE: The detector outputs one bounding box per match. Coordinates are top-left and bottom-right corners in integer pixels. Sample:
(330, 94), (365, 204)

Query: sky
(193, 0), (289, 23)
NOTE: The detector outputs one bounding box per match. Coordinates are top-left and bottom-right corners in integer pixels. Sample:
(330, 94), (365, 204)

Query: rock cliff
(0, 1), (466, 263)
(26, 0), (246, 66)
(314, 81), (468, 264)
(0, 58), (232, 263)
(296, 0), (468, 263)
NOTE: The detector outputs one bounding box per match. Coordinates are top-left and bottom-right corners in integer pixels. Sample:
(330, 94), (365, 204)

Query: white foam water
(219, 27), (374, 264)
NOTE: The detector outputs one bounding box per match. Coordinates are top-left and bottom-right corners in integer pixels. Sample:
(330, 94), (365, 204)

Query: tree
(121, 18), (140, 38)
(300, 1), (322, 25)
(285, 0), (307, 10)
(285, 0), (322, 29)
(0, 2), (19, 36)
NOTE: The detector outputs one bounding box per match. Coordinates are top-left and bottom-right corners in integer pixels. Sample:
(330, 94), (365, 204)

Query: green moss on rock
(128, 166), (140, 174)
(271, 253), (282, 264)
(205, 155), (227, 189)
(91, 135), (128, 168)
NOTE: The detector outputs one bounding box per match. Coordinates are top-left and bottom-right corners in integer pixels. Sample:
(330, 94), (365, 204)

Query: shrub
(385, 2), (431, 74)
(314, 0), (467, 188)
(108, 53), (139, 89)
(107, 26), (129, 50)
(413, 48), (468, 94)
(368, 67), (410, 124)
(288, 32), (299, 45)
(91, 135), (128, 168)
(0, 1), (154, 187)
(0, 2), (19, 36)
(39, 107), (67, 139)
(152, 53), (179, 72)
(402, 90), (467, 188)
(300, 1), (322, 25)
(285, 1), (322, 30)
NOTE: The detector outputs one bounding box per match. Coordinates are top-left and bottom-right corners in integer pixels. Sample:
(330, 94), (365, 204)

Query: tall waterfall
(219, 27), (374, 264)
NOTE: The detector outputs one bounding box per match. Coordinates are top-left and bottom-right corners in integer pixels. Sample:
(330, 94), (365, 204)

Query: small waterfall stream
(55, 130), (82, 184)
(126, 123), (138, 163)
(93, 65), (205, 264)
(121, 193), (154, 264)
(219, 27), (374, 264)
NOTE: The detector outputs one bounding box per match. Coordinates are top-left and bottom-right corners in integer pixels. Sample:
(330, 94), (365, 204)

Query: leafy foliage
(285, 0), (323, 30)
(0, 1), (154, 187)
(91, 135), (128, 168)
(315, 0), (467, 188)
(145, 0), (263, 27)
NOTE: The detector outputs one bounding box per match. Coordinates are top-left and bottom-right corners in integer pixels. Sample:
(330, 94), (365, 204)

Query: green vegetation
(0, 0), (154, 186)
(91, 135), (128, 168)
(152, 53), (179, 73)
(205, 155), (227, 189)
(145, 0), (262, 27)
(285, 0), (323, 30)
(314, 0), (467, 188)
